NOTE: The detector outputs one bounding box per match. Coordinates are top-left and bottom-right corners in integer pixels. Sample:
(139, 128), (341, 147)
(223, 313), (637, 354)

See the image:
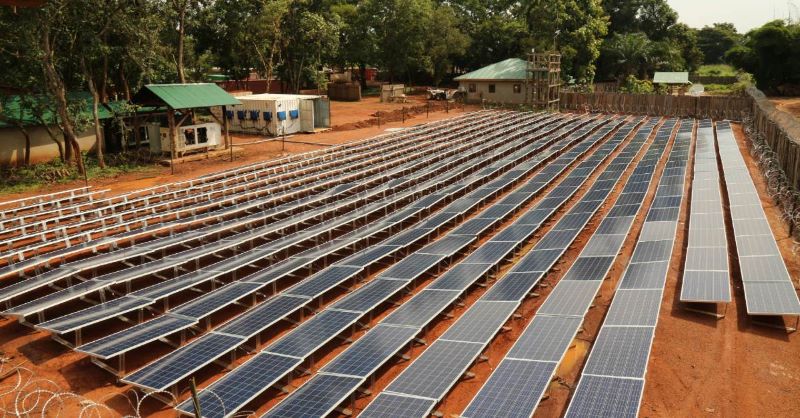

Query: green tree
(426, 5), (470, 85)
(697, 23), (741, 64)
(364, 0), (433, 82)
(726, 20), (800, 93)
(521, 0), (608, 83)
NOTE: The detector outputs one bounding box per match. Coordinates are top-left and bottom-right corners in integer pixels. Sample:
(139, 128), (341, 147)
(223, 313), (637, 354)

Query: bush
(619, 75), (654, 94)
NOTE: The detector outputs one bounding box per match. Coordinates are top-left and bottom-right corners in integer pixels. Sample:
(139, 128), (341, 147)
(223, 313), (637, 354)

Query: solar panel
(536, 280), (599, 317)
(77, 314), (197, 359)
(490, 224), (538, 243)
(506, 315), (583, 361)
(561, 256), (616, 280)
(565, 375), (643, 418)
(383, 228), (432, 247)
(742, 281), (800, 315)
(554, 213), (593, 230)
(680, 270), (731, 302)
(384, 339), (483, 400)
(172, 282), (264, 319)
(264, 374), (364, 418)
(216, 295), (309, 338)
(122, 332), (245, 391)
(629, 240), (673, 263)
(481, 272), (543, 302)
(606, 204), (640, 218)
(379, 253), (445, 280)
(582, 326), (654, 378)
(461, 359), (556, 418)
(439, 301), (518, 344)
(285, 266), (362, 298)
(321, 325), (419, 377)
(477, 204), (517, 220)
(418, 235), (475, 257)
(683, 247), (728, 271)
(618, 261), (670, 290)
(339, 245), (401, 268)
(596, 216), (635, 234)
(428, 263), (494, 291)
(330, 279), (408, 312)
(736, 235), (781, 257)
(511, 249), (562, 273)
(535, 230), (577, 250)
(604, 289), (663, 326)
(359, 393), (436, 418)
(738, 255), (791, 281)
(462, 241), (517, 264)
(176, 352), (301, 418)
(38, 296), (152, 333)
(382, 289), (460, 328)
(580, 235), (626, 257)
(266, 309), (361, 358)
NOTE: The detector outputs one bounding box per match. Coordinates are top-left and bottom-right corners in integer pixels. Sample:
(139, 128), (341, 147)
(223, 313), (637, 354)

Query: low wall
(0, 126), (96, 166)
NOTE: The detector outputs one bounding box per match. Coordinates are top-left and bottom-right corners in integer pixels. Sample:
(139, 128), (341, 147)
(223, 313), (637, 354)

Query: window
(513, 84), (522, 94)
(468, 83), (476, 93)
(488, 84), (496, 93)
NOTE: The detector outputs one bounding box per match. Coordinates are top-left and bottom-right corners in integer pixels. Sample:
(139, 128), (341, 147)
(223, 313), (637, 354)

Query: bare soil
(1, 117), (798, 418)
(770, 97), (800, 119)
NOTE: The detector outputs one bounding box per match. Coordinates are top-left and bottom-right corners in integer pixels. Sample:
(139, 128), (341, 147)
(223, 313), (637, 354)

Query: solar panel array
(119, 114), (595, 396)
(563, 120), (693, 418)
(680, 120), (731, 302)
(716, 121), (800, 315)
(461, 119), (679, 418)
(178, 116), (621, 418)
(79, 114), (568, 362)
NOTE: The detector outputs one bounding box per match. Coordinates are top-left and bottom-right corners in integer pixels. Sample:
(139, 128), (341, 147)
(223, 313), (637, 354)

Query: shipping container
(217, 93), (331, 136)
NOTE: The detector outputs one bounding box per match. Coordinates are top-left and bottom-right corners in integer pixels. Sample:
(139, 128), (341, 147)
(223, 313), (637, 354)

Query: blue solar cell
(359, 393), (436, 418)
(321, 325), (419, 377)
(77, 314), (196, 359)
(176, 352), (301, 418)
(264, 374), (363, 418)
(285, 266), (362, 298)
(266, 309), (361, 358)
(122, 332), (245, 391)
(462, 241), (517, 264)
(331, 279), (408, 312)
(172, 282), (264, 319)
(463, 359), (556, 418)
(382, 289), (460, 328)
(216, 295), (309, 338)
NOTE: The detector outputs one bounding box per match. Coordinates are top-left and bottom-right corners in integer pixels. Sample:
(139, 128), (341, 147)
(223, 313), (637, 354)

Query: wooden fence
(559, 92), (750, 120)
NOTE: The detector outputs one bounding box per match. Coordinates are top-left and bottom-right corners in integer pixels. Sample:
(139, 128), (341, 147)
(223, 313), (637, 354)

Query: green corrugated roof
(0, 92), (116, 128)
(653, 72), (691, 84)
(135, 83), (240, 109)
(454, 58), (528, 81)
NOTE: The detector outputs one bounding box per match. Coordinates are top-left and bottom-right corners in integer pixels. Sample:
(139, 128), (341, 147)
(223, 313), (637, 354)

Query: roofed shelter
(133, 83), (241, 170)
(653, 72), (692, 94)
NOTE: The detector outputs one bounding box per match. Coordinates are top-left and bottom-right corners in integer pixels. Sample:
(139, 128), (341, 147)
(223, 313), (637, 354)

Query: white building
(454, 58), (528, 105)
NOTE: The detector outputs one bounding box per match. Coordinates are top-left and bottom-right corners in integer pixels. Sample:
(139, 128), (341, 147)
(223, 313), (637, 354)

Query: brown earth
(1, 115), (799, 418)
(770, 97), (800, 119)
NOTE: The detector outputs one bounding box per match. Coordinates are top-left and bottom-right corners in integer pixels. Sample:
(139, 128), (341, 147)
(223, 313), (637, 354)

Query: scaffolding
(526, 51), (561, 111)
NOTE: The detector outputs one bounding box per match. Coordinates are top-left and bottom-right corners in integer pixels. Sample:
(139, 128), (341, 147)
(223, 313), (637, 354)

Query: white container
(222, 93), (327, 136)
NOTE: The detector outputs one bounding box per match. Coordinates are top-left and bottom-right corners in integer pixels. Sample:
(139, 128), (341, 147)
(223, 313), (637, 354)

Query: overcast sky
(667, 0), (796, 32)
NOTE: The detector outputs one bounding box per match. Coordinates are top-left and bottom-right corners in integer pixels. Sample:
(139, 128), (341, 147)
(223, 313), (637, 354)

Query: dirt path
(770, 97), (800, 119)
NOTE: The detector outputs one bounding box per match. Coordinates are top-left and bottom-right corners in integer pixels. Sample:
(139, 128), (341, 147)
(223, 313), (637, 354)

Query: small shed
(219, 93), (330, 136)
(653, 72), (692, 94)
(133, 83), (240, 160)
(454, 58), (528, 104)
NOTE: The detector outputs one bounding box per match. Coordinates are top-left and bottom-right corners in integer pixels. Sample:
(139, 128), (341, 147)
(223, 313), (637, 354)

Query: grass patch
(0, 152), (159, 196)
(696, 64), (738, 77)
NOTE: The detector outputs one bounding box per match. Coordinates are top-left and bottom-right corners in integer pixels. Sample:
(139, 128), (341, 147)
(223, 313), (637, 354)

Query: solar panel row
(119, 114), (593, 398)
(359, 118), (655, 418)
(716, 121), (800, 315)
(680, 120), (731, 303)
(182, 115), (618, 418)
(564, 119), (693, 418)
(462, 118), (678, 418)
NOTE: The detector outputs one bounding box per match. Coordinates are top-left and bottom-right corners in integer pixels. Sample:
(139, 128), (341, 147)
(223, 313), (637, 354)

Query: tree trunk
(41, 123), (65, 162)
(83, 58), (106, 168)
(14, 125), (31, 166)
(359, 63), (368, 90)
(176, 2), (186, 83)
(41, 26), (84, 175)
(119, 63), (132, 100)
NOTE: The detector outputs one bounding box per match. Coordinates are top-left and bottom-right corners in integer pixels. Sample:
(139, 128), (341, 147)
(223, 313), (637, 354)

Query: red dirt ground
(770, 97), (800, 119)
(1, 116), (799, 418)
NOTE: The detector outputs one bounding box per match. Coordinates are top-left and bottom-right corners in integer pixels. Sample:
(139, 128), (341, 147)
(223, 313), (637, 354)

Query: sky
(667, 0), (796, 32)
